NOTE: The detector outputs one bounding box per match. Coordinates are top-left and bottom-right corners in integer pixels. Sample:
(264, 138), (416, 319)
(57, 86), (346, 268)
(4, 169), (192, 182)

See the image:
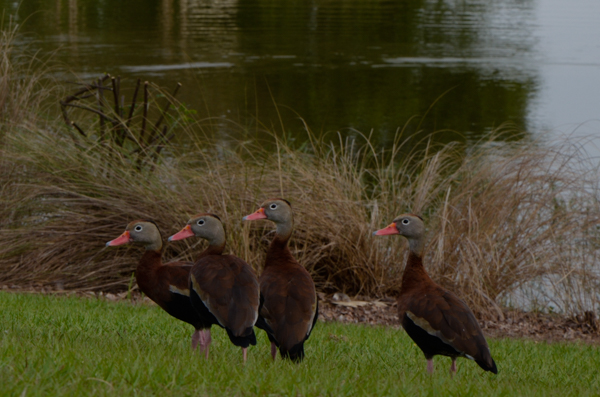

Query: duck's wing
(402, 287), (496, 372)
(260, 266), (317, 356)
(190, 256), (259, 334)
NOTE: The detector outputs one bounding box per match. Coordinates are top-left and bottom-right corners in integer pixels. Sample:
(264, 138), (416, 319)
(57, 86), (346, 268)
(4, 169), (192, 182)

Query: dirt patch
(480, 310), (600, 343)
(3, 285), (599, 344)
(317, 292), (600, 344)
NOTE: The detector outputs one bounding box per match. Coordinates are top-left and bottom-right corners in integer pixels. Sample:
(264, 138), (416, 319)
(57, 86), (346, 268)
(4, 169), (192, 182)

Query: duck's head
(168, 213), (225, 246)
(373, 214), (425, 254)
(243, 198), (293, 225)
(106, 220), (162, 251)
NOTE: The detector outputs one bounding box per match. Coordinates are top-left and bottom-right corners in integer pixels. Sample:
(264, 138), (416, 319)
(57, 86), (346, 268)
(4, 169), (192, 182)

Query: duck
(243, 198), (318, 362)
(106, 220), (208, 350)
(373, 214), (497, 375)
(168, 213), (260, 362)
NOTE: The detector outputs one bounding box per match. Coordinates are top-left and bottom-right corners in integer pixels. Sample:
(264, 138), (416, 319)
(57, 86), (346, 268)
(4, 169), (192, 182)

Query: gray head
(106, 220), (163, 251)
(373, 214), (425, 254)
(260, 198), (293, 224)
(243, 198), (294, 239)
(168, 213), (225, 247)
(188, 214), (225, 244)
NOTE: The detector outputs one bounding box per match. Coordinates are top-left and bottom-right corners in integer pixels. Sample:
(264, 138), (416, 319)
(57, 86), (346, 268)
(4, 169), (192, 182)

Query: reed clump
(1, 32), (599, 318)
(2, 117), (600, 318)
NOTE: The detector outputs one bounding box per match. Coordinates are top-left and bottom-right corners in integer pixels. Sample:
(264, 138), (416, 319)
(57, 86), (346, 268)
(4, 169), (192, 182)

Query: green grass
(1, 292), (599, 396)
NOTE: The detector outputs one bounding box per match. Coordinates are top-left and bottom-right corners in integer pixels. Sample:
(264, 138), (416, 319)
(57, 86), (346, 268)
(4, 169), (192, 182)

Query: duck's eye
(134, 225), (143, 232)
(402, 219), (410, 225)
(197, 219), (205, 226)
(270, 203), (278, 210)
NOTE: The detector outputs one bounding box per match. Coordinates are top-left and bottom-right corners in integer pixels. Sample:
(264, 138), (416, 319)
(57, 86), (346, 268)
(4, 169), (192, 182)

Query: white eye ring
(134, 225), (143, 232)
(270, 203), (278, 210)
(197, 219), (205, 226)
(402, 219), (410, 225)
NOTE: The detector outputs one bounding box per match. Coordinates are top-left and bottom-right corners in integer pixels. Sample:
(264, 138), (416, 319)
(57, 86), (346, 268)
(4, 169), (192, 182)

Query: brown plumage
(243, 199), (318, 362)
(106, 220), (208, 350)
(169, 213), (260, 362)
(374, 214), (497, 375)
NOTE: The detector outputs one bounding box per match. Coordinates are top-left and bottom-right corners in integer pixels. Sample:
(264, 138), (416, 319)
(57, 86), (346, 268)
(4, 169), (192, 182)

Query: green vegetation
(1, 292), (599, 396)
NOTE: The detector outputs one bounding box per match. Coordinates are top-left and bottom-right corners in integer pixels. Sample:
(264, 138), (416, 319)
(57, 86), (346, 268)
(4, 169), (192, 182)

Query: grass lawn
(1, 292), (599, 396)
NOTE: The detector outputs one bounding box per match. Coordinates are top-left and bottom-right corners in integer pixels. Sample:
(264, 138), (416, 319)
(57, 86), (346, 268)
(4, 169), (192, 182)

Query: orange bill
(373, 223), (399, 236)
(243, 207), (267, 221)
(106, 230), (131, 246)
(168, 224), (194, 241)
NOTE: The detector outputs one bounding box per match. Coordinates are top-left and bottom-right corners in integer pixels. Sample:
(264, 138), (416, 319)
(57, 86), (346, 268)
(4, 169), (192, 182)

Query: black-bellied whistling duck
(243, 199), (318, 362)
(168, 213), (259, 362)
(106, 220), (208, 350)
(374, 214), (497, 375)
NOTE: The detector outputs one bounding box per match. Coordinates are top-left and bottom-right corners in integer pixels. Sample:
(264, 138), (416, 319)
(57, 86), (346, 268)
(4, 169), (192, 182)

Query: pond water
(4, 0), (600, 149)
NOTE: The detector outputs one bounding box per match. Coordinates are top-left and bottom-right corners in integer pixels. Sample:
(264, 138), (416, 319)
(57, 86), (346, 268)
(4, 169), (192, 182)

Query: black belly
(165, 293), (213, 330)
(188, 285), (220, 329)
(402, 313), (462, 359)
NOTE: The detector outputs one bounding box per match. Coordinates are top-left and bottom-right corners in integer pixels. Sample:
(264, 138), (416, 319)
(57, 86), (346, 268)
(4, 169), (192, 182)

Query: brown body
(135, 250), (209, 330)
(190, 250), (260, 348)
(106, 220), (207, 349)
(398, 251), (497, 373)
(244, 199), (318, 362)
(169, 214), (260, 361)
(374, 214), (497, 374)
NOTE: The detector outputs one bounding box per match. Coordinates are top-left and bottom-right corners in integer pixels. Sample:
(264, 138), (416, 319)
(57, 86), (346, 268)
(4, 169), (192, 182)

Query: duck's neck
(275, 217), (293, 241)
(138, 237), (163, 270)
(139, 235), (163, 266)
(137, 249), (163, 275)
(265, 222), (295, 267)
(408, 237), (425, 257)
(400, 239), (433, 293)
(134, 249), (162, 301)
(197, 238), (225, 260)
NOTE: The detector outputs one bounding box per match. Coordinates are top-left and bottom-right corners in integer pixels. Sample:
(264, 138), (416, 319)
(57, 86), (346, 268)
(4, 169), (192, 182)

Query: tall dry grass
(0, 17), (57, 129)
(2, 118), (600, 318)
(1, 28), (600, 318)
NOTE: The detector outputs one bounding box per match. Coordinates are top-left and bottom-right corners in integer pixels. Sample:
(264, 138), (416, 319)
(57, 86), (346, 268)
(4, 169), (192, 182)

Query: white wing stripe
(169, 285), (190, 297)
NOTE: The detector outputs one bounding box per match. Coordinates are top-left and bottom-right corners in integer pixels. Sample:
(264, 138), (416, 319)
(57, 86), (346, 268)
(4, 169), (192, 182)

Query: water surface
(5, 0), (600, 148)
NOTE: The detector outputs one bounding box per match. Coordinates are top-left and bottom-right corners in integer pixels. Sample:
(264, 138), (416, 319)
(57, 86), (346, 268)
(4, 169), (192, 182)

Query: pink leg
(450, 358), (457, 375)
(427, 359), (434, 374)
(199, 329), (212, 359)
(242, 347), (248, 363)
(191, 329), (201, 350)
(270, 342), (277, 360)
